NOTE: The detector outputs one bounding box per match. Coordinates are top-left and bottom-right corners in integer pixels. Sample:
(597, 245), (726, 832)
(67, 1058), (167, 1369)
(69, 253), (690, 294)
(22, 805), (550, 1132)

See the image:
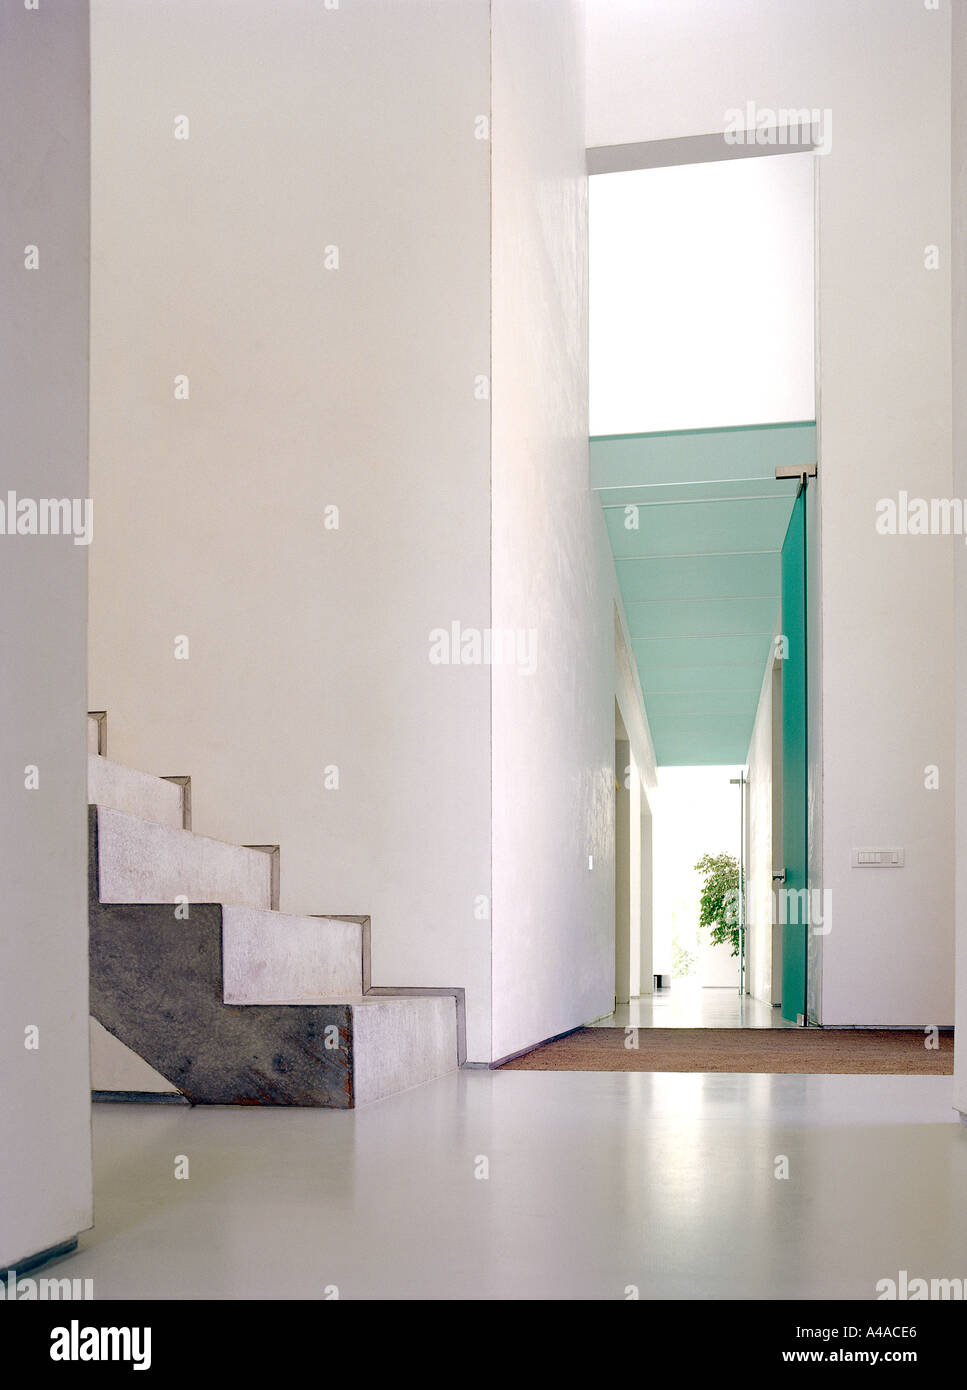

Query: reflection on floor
(589, 978), (799, 1029)
(55, 1071), (966, 1300)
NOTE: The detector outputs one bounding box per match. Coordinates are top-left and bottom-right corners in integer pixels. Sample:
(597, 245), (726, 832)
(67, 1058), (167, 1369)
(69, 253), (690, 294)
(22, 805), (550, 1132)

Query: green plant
(671, 934), (697, 978)
(694, 851), (742, 957)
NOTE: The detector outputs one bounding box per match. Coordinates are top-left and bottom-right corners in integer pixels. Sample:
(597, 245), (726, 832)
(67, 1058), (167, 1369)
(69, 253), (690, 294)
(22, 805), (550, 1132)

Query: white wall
(746, 656), (775, 1006)
(89, 0), (495, 1059)
(616, 603), (658, 998)
(587, 0), (954, 1027)
(637, 792), (653, 994)
(698, 938), (740, 989)
(0, 1), (93, 1268)
(491, 0), (656, 1061)
(615, 735), (631, 1004)
(90, 0), (656, 1066)
(953, 0), (967, 1117)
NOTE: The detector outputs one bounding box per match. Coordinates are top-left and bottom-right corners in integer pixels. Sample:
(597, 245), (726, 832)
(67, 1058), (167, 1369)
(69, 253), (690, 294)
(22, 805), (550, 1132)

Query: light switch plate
(850, 847), (904, 867)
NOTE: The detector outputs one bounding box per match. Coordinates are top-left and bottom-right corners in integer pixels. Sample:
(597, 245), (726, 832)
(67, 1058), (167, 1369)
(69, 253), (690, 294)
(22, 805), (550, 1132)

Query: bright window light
(590, 154), (816, 435)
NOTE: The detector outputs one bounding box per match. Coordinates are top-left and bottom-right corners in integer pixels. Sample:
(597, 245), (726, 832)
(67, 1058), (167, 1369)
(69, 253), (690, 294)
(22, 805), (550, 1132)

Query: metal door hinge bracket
(776, 463), (818, 481)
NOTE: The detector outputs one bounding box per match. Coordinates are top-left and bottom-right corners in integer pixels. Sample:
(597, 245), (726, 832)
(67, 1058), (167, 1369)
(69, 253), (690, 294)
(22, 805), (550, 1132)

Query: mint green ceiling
(592, 422), (816, 766)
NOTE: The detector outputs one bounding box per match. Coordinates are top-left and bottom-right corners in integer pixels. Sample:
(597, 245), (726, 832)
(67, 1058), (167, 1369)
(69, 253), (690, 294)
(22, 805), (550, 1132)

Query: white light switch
(851, 847), (904, 867)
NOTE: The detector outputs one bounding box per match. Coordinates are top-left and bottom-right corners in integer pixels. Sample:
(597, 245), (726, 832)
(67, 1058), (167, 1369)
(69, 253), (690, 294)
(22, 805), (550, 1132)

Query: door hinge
(776, 463), (817, 481)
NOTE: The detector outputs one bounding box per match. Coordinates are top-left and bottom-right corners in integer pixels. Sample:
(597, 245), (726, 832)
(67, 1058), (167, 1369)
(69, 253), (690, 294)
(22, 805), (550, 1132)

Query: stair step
(89, 896), (459, 1105)
(88, 753), (185, 829)
(351, 994), (457, 1105)
(221, 907), (363, 1003)
(93, 806), (275, 909)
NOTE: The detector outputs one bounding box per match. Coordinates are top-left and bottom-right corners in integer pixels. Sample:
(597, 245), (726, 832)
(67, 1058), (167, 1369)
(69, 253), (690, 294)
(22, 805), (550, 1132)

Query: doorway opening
(591, 149), (818, 1031)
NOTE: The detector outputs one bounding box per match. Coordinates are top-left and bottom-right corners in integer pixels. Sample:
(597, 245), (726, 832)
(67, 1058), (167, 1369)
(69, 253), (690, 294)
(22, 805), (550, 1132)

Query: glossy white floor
(54, 1070), (966, 1301)
(590, 979), (799, 1029)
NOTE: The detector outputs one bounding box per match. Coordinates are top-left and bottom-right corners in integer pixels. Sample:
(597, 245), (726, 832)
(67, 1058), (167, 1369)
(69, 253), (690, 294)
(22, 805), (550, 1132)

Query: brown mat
(500, 1027), (954, 1075)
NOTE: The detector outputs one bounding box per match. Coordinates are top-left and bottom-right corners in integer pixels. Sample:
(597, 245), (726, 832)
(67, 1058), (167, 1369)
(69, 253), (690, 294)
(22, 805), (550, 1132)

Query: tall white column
(0, 0), (93, 1268)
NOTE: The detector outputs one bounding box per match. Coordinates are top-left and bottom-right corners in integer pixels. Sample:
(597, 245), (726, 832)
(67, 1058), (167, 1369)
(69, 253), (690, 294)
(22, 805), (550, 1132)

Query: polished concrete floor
(52, 1070), (967, 1300)
(591, 979), (798, 1029)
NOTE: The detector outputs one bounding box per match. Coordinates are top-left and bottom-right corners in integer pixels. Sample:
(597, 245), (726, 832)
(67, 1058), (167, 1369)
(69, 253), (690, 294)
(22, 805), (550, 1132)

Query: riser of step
(221, 908), (363, 1003)
(89, 754), (185, 829)
(90, 899), (458, 1105)
(352, 995), (457, 1105)
(93, 806), (274, 909)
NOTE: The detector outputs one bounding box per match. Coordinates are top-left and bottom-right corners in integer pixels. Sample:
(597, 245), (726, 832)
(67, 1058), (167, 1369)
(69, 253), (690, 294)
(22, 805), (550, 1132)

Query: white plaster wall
(88, 1), (494, 1059)
(490, 0), (603, 1060)
(491, 0), (655, 1060)
(615, 737), (631, 1004)
(628, 772), (641, 997)
(953, 0), (967, 1116)
(746, 658), (775, 1006)
(0, 1), (93, 1267)
(616, 603), (658, 999)
(813, 11), (952, 1028)
(637, 791), (653, 995)
(698, 939), (740, 989)
(586, 0), (954, 1027)
(615, 602), (659, 813)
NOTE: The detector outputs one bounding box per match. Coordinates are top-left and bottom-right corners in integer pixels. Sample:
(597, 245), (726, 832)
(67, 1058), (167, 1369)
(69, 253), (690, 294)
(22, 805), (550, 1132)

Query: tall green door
(780, 487), (808, 1023)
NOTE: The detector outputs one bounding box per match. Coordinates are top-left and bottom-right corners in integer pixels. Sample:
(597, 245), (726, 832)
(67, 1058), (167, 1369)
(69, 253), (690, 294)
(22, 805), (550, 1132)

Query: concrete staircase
(87, 715), (462, 1106)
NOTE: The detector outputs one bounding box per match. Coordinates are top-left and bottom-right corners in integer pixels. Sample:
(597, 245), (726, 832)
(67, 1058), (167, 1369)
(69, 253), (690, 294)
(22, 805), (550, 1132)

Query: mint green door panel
(780, 488), (808, 1022)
